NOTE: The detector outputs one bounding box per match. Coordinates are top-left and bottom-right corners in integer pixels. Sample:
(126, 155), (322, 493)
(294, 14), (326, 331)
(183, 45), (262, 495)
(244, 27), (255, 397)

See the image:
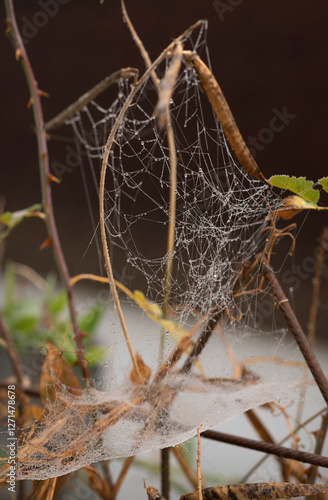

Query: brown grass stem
(171, 446), (199, 490)
(4, 0), (89, 380)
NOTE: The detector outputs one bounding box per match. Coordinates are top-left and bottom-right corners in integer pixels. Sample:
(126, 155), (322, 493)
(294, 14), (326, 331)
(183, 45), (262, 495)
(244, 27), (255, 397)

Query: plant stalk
(4, 0), (89, 379)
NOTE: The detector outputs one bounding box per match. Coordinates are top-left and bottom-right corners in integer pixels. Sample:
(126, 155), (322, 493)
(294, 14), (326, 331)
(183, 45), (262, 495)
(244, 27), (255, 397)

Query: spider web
(3, 25), (312, 481)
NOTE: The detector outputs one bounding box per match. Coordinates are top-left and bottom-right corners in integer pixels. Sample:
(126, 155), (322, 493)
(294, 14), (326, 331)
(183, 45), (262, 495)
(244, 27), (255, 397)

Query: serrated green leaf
(319, 177), (328, 192)
(269, 175), (320, 205)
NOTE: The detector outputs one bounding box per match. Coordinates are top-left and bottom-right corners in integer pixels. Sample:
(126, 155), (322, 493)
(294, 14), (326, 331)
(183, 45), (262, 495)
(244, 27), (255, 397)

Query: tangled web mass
(8, 26), (309, 480)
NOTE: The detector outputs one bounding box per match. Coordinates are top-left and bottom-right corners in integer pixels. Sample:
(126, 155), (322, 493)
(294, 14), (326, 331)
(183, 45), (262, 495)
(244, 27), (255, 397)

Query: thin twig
(201, 429), (328, 468)
(5, 0), (89, 379)
(111, 456), (135, 499)
(308, 226), (328, 345)
(0, 311), (24, 385)
(258, 255), (328, 405)
(307, 411), (328, 486)
(45, 68), (139, 131)
(171, 446), (199, 490)
(121, 0), (160, 90)
(196, 425), (203, 500)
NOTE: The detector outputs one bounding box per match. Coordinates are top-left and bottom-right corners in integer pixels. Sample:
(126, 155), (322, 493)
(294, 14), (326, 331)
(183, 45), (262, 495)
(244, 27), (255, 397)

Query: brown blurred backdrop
(1, 0), (328, 335)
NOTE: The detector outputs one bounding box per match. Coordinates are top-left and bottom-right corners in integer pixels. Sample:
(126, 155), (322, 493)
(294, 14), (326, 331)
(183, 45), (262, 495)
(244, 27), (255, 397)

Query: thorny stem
(4, 0), (89, 379)
(258, 255), (328, 406)
(201, 429), (328, 469)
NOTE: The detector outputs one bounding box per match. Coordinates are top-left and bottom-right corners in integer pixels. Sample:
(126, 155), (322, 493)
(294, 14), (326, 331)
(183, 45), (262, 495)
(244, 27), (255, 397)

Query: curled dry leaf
(130, 352), (151, 384)
(180, 482), (328, 500)
(271, 195), (316, 220)
(40, 341), (81, 405)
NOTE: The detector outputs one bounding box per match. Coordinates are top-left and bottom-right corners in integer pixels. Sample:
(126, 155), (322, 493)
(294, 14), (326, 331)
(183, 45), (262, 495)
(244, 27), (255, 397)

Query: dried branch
(201, 429), (328, 468)
(45, 68), (139, 131)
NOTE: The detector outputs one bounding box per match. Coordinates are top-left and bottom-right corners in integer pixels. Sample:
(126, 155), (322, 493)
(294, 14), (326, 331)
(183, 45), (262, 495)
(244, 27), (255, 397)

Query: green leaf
(85, 345), (109, 366)
(0, 203), (43, 243)
(319, 177), (328, 192)
(79, 303), (104, 334)
(269, 175), (320, 205)
(48, 290), (68, 315)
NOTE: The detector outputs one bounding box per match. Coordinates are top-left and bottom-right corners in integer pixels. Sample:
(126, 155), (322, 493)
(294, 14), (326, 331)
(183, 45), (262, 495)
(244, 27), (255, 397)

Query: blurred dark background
(1, 0), (328, 337)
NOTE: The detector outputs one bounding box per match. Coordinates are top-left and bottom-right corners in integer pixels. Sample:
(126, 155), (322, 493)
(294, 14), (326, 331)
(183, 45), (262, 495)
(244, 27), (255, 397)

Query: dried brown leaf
(40, 342), (81, 405)
(145, 484), (167, 499)
(180, 482), (328, 500)
(130, 352), (151, 384)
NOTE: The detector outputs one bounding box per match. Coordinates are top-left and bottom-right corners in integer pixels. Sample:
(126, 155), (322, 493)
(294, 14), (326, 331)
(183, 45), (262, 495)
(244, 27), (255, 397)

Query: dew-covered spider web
(3, 23), (315, 482)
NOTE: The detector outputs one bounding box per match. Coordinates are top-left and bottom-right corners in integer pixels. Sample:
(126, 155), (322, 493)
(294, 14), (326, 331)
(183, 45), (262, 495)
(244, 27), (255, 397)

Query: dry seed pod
(180, 482), (328, 500)
(183, 51), (268, 184)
